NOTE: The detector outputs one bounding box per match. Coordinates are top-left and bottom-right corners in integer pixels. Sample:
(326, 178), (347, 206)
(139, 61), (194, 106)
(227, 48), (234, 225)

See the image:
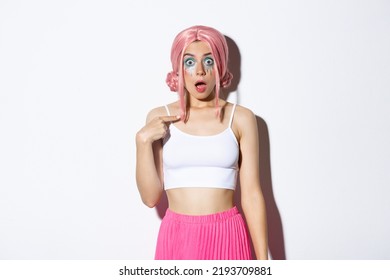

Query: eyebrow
(183, 52), (213, 57)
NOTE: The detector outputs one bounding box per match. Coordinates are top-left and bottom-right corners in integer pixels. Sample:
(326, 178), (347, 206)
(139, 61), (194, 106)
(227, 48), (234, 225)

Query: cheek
(183, 70), (193, 87)
(184, 65), (196, 76)
(204, 64), (214, 74)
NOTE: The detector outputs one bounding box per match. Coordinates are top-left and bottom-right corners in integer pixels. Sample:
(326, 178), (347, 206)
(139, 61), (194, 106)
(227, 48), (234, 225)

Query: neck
(186, 91), (217, 109)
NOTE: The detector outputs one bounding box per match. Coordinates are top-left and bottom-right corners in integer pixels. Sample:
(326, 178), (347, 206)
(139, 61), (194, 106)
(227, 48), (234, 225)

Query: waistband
(164, 206), (239, 224)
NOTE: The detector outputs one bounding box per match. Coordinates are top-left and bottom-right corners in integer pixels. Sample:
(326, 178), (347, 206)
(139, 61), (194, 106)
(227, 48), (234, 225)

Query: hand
(136, 115), (180, 144)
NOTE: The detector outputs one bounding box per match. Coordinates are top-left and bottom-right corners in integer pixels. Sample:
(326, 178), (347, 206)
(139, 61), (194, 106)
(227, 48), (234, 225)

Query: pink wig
(166, 25), (233, 119)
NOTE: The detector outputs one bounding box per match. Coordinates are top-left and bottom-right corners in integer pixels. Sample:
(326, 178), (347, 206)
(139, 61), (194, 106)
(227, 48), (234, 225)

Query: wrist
(136, 131), (153, 146)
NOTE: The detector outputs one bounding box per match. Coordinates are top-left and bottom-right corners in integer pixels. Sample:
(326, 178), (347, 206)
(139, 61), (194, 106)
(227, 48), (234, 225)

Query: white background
(0, 0), (389, 260)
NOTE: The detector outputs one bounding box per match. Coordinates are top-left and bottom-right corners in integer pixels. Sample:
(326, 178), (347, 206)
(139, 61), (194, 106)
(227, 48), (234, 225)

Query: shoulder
(234, 104), (256, 119)
(145, 106), (165, 122)
(232, 104), (257, 126)
(145, 106), (169, 124)
(145, 102), (180, 123)
(230, 104), (258, 139)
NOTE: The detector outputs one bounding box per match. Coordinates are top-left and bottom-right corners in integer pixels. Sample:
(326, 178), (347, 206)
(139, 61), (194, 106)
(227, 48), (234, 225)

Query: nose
(196, 62), (205, 76)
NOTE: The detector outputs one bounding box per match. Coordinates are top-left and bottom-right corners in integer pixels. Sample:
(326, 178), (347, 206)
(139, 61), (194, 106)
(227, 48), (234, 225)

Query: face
(182, 41), (216, 101)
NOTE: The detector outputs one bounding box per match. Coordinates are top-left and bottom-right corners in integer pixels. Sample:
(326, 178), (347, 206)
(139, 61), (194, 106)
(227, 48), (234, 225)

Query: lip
(195, 80), (206, 86)
(194, 80), (207, 93)
(195, 80), (207, 89)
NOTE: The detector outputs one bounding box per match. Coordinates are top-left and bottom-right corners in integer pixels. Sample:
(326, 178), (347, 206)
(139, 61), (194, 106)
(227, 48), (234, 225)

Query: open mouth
(195, 81), (207, 92)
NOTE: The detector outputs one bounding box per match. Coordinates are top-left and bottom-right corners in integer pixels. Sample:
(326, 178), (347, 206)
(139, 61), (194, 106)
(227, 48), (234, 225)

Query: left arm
(235, 107), (268, 260)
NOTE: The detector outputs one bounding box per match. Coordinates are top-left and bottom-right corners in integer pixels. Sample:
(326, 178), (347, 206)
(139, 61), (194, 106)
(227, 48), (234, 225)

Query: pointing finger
(159, 115), (181, 123)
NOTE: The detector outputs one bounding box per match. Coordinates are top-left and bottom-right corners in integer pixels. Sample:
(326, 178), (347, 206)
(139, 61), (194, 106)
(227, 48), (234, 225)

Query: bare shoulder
(234, 104), (256, 119)
(234, 104), (257, 126)
(144, 106), (164, 123)
(231, 104), (258, 139)
(146, 102), (180, 123)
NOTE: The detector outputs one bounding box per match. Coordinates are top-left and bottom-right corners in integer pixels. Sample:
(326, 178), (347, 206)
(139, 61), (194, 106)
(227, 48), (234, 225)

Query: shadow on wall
(155, 34), (286, 260)
(224, 36), (241, 97)
(225, 35), (286, 260)
(256, 116), (286, 260)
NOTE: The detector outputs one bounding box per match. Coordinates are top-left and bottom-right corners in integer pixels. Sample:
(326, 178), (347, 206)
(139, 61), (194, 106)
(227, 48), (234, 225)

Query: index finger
(160, 115), (181, 123)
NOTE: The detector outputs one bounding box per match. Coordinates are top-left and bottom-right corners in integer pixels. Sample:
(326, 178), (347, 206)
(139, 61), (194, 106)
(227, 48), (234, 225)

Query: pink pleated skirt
(155, 206), (252, 260)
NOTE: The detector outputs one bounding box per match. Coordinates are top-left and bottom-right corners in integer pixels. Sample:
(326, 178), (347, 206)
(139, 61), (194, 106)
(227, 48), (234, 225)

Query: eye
(184, 58), (195, 67)
(204, 57), (214, 66)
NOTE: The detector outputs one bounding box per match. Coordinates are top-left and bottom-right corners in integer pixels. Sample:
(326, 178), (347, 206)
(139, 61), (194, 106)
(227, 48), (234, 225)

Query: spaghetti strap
(164, 105), (171, 116)
(228, 103), (237, 127)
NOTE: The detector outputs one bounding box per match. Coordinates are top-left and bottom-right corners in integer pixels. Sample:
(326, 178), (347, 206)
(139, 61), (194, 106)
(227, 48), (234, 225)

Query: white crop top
(162, 104), (239, 190)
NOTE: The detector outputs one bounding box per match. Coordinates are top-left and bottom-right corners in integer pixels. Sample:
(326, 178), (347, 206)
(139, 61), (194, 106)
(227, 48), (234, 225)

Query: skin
(136, 41), (268, 260)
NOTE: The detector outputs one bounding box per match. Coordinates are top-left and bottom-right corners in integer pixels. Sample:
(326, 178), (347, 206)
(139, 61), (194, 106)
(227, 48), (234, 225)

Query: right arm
(135, 108), (179, 208)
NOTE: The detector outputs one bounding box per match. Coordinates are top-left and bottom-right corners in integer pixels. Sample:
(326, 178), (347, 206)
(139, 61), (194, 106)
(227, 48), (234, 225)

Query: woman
(135, 25), (268, 260)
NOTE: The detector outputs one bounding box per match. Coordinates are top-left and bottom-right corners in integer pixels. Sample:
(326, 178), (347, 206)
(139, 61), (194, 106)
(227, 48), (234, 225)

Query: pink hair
(166, 25), (233, 119)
